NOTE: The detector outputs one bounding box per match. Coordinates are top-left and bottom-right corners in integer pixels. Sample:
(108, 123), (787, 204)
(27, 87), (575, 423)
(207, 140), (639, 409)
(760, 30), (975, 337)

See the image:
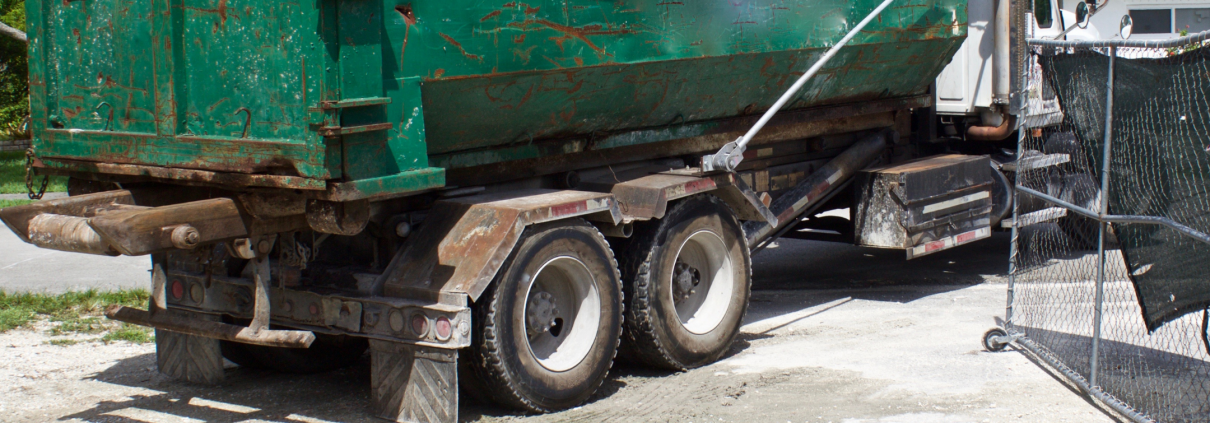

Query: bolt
(256, 239), (273, 255)
(282, 299), (294, 313)
(171, 226), (200, 249)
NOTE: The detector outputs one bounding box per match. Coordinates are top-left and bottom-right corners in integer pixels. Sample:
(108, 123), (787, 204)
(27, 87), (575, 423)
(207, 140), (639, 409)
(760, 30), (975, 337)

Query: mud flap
(155, 311), (224, 385)
(370, 340), (458, 423)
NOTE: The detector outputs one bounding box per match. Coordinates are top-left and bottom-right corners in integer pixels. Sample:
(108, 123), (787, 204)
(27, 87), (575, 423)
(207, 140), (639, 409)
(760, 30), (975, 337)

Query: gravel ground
(0, 234), (1128, 423)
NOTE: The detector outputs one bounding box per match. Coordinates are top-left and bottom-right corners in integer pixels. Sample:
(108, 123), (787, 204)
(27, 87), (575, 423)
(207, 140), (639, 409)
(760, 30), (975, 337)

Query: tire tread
(466, 218), (623, 413)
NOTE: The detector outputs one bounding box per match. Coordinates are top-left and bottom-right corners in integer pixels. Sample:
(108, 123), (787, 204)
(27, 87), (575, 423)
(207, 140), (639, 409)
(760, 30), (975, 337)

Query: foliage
(0, 198), (32, 208)
(0, 150), (67, 194)
(0, 0), (27, 140)
(1167, 28), (1206, 56)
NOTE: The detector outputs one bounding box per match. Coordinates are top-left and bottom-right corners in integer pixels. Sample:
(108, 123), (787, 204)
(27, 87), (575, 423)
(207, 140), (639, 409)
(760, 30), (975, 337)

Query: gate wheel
(983, 328), (1010, 352)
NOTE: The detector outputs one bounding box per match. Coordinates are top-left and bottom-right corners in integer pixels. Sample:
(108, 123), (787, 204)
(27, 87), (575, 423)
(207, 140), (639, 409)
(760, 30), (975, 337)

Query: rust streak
(480, 10), (501, 22)
(207, 98), (230, 114)
(507, 19), (637, 57)
(438, 32), (484, 62)
(396, 6), (415, 69)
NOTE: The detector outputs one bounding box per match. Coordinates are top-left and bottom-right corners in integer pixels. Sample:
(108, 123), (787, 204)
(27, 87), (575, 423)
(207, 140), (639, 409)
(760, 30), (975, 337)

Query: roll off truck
(0, 0), (1114, 420)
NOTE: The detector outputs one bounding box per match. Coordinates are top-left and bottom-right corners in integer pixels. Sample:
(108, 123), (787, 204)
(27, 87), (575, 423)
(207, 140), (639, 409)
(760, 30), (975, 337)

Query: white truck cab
(933, 0), (1103, 140)
(1073, 0), (1209, 40)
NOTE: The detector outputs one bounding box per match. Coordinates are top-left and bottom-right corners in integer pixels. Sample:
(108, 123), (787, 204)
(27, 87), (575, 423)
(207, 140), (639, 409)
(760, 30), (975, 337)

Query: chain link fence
(996, 31), (1210, 422)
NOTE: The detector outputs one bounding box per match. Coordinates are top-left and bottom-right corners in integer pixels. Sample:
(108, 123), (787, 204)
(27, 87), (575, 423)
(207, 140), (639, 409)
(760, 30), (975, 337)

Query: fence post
(1089, 45), (1116, 389)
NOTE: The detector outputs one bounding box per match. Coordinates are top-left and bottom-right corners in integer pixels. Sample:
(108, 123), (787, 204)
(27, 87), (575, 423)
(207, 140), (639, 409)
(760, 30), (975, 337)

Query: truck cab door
(1031, 0), (1065, 39)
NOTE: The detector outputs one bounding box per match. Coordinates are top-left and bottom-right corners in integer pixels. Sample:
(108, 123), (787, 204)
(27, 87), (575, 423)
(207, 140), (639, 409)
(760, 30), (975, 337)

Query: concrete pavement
(0, 224), (150, 293)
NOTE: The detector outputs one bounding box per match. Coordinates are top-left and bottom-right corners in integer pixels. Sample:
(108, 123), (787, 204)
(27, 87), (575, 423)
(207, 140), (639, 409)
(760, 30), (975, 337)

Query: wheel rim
(669, 229), (734, 335)
(523, 256), (601, 372)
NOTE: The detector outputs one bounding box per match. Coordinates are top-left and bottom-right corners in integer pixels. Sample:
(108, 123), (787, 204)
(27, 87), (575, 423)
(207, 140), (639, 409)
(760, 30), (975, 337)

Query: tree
(0, 0), (28, 138)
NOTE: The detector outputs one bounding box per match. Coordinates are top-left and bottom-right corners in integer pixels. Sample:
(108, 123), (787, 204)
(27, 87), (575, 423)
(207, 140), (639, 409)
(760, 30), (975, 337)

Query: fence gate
(986, 31), (1210, 422)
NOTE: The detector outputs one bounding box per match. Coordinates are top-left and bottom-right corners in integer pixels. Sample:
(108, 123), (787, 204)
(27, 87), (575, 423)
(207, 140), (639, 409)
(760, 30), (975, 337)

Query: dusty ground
(0, 234), (1127, 423)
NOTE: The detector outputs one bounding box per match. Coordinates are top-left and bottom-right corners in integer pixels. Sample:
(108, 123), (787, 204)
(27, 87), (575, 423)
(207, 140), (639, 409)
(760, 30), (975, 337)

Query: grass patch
(0, 151), (68, 194)
(0, 306), (35, 332)
(46, 338), (81, 346)
(0, 289), (153, 342)
(48, 316), (106, 335)
(0, 198), (33, 208)
(102, 324), (153, 344)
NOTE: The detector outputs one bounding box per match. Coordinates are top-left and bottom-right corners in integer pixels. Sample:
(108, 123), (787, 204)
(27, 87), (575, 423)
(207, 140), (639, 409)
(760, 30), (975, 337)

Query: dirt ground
(0, 234), (1128, 423)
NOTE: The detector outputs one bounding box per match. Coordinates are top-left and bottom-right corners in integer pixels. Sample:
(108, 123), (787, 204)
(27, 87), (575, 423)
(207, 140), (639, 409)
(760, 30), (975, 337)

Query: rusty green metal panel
(25, 0), (963, 199)
(394, 0), (965, 158)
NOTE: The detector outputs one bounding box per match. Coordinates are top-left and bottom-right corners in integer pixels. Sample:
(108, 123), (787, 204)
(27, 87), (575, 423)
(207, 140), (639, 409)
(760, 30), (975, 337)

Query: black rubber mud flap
(155, 311), (223, 384)
(371, 340), (458, 423)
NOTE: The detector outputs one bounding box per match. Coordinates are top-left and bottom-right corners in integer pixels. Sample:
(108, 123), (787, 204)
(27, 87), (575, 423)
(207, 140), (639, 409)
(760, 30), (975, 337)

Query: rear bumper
(0, 190), (304, 256)
(105, 305), (317, 348)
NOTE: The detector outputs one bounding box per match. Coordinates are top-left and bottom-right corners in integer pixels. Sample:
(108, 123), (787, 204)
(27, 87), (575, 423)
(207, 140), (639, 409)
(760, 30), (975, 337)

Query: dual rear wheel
(464, 195), (751, 412)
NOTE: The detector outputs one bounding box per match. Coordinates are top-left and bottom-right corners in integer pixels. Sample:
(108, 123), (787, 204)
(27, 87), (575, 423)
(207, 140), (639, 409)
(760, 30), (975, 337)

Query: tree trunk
(0, 21), (26, 44)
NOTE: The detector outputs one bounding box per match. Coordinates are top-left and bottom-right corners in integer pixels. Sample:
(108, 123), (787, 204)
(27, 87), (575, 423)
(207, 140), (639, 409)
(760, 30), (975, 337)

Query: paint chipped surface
(26, 0), (963, 198)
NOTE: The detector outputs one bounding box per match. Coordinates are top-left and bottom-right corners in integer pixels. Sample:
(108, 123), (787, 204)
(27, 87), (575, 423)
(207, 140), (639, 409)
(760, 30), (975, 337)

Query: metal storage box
(853, 154), (994, 258)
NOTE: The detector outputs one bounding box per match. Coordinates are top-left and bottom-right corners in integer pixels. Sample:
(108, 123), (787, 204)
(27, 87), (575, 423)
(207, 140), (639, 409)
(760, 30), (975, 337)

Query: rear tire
(1017, 222), (1067, 269)
(1053, 173), (1101, 250)
(464, 219), (623, 412)
(618, 195), (751, 370)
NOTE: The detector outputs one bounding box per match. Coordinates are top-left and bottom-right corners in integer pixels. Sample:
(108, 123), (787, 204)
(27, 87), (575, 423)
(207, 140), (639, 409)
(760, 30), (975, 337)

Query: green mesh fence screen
(1039, 47), (1210, 331)
(1007, 35), (1210, 422)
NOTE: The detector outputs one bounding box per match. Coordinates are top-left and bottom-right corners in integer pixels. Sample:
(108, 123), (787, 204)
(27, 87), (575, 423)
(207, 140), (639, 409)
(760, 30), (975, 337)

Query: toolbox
(853, 154), (994, 258)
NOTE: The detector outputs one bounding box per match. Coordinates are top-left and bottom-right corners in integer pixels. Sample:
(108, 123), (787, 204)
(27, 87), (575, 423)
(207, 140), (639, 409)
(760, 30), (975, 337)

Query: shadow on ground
(64, 234), (1013, 422)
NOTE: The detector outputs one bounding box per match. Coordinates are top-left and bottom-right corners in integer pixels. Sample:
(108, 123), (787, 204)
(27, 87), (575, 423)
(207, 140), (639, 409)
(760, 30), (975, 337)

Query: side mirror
(1076, 2), (1091, 28)
(1120, 14), (1134, 39)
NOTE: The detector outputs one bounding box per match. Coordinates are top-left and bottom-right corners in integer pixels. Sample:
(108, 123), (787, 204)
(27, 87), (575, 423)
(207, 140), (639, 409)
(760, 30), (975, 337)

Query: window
(1175, 8), (1210, 33)
(1130, 9), (1173, 34)
(1034, 0), (1054, 28)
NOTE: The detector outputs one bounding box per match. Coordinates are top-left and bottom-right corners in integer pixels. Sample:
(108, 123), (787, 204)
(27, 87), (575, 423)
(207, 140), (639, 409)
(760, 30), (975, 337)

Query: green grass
(0, 306), (35, 332)
(0, 289), (155, 343)
(0, 198), (33, 208)
(101, 324), (153, 344)
(0, 151), (68, 194)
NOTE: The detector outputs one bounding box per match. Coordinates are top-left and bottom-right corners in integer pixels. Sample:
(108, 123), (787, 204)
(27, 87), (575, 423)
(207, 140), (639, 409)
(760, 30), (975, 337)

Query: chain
(24, 148), (48, 200)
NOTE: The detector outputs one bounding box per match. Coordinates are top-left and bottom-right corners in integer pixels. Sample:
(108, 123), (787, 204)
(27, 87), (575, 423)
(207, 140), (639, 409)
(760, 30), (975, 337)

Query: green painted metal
(24, 0), (964, 199)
